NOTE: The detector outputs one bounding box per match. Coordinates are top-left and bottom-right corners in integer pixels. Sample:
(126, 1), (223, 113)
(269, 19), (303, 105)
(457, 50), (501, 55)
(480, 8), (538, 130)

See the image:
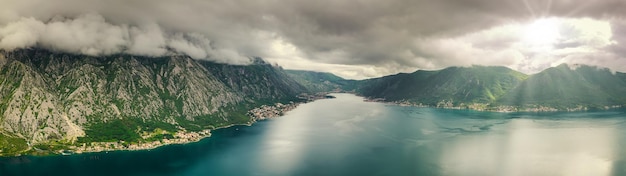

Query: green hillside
(357, 66), (528, 106)
(498, 64), (626, 109)
(283, 64), (626, 111)
(618, 72), (626, 83)
(285, 70), (357, 92)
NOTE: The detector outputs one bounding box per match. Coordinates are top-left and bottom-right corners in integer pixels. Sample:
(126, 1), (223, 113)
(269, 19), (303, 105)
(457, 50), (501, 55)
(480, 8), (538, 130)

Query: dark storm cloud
(1, 0), (625, 76)
(264, 0), (625, 64)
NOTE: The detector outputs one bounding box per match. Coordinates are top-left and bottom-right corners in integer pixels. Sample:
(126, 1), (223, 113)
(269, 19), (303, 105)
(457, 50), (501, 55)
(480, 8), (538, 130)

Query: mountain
(498, 64), (626, 109)
(285, 70), (356, 92)
(357, 66), (528, 106)
(202, 59), (307, 102)
(0, 48), (306, 155)
(3, 47), (626, 155)
(355, 63), (626, 110)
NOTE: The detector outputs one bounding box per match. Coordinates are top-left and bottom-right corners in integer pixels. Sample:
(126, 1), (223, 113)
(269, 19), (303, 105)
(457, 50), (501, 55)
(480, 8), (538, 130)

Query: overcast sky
(1, 0), (625, 79)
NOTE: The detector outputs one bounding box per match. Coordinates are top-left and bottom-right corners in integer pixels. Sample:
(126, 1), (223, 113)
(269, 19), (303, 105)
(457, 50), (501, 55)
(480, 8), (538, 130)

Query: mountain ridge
(0, 48), (308, 155)
(356, 66), (528, 105)
(497, 64), (626, 110)
(289, 64), (626, 111)
(285, 69), (357, 92)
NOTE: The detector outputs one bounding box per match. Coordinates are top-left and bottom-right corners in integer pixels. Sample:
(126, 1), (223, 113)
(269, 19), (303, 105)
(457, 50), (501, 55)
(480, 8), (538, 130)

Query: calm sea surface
(2, 93), (626, 176)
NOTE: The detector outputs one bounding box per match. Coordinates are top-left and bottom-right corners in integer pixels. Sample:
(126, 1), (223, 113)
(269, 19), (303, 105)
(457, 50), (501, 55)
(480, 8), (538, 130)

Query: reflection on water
(2, 93), (626, 176)
(440, 119), (617, 176)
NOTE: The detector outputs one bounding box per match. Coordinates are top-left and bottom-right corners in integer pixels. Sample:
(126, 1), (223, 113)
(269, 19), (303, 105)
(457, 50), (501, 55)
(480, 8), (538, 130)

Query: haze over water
(2, 93), (626, 176)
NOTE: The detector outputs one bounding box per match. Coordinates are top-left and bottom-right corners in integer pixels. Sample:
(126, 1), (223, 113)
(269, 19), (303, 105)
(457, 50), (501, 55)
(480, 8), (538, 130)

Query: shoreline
(363, 97), (625, 113)
(18, 93), (336, 157)
(6, 93), (623, 157)
(63, 122), (253, 155)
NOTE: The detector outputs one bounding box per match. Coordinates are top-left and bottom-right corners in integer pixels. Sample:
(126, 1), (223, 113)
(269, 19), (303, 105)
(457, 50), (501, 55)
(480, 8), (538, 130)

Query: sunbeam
(523, 18), (560, 48)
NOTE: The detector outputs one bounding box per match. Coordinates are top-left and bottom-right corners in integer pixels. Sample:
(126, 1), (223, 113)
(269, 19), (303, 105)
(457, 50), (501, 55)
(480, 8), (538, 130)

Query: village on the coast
(62, 93), (336, 155)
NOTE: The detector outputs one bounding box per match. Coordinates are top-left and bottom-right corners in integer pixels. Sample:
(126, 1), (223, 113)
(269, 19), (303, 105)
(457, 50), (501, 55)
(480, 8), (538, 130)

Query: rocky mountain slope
(202, 58), (307, 102)
(0, 48), (307, 155)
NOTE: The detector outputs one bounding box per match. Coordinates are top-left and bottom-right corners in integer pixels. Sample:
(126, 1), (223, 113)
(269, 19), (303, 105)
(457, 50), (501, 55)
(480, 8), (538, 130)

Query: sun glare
(523, 18), (560, 47)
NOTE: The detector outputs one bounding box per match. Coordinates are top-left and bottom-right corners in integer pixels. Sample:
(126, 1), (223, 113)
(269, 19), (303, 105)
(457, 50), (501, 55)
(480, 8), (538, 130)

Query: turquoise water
(2, 93), (626, 176)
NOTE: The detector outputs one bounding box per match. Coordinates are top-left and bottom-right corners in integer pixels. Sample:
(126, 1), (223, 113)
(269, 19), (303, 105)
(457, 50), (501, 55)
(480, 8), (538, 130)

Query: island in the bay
(1, 48), (625, 156)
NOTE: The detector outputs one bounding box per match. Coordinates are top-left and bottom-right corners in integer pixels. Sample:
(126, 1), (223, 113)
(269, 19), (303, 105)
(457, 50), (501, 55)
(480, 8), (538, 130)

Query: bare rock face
(0, 49), (304, 145)
(0, 61), (70, 143)
(0, 51), (6, 68)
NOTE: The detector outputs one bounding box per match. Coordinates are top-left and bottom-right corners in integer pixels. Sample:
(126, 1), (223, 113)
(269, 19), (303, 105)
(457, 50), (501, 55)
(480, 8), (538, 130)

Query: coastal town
(67, 129), (212, 154)
(54, 93), (336, 155)
(247, 93), (336, 121)
(363, 97), (624, 112)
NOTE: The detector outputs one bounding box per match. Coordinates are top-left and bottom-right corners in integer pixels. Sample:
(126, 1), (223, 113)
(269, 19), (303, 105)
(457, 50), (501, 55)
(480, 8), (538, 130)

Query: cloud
(39, 14), (129, 55)
(404, 17), (625, 74)
(0, 17), (45, 50)
(0, 12), (253, 64)
(1, 0), (626, 78)
(126, 23), (167, 57)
